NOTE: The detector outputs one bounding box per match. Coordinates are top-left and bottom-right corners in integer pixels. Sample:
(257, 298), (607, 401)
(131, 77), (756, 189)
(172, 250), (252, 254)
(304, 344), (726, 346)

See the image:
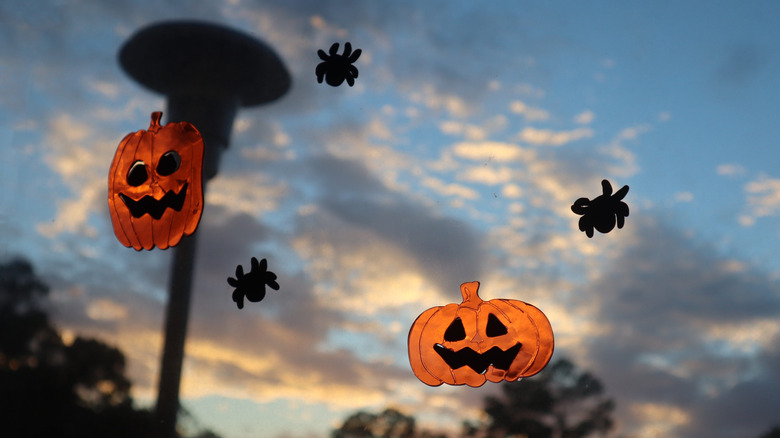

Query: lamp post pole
(118, 21), (290, 438)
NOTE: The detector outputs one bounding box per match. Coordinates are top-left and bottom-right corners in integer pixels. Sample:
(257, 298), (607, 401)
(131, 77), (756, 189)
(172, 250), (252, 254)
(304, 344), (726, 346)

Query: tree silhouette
(332, 408), (447, 438)
(0, 257), (221, 438)
(469, 358), (615, 438)
(759, 426), (780, 438)
(0, 257), (155, 437)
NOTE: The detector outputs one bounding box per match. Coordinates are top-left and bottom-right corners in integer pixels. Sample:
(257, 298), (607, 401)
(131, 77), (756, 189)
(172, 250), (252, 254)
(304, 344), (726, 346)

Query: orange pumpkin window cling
(107, 111), (204, 250)
(408, 281), (554, 387)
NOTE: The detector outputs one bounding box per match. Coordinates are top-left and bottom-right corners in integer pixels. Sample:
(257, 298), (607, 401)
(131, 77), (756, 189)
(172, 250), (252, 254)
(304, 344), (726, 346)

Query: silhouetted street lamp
(119, 20), (290, 438)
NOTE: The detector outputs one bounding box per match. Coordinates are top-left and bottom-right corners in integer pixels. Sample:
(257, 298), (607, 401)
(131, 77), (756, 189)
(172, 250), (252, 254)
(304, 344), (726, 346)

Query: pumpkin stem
(149, 111), (163, 133)
(460, 281), (482, 307)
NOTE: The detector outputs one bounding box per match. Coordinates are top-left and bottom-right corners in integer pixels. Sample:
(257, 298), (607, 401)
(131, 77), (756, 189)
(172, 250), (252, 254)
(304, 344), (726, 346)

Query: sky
(2, 1), (780, 437)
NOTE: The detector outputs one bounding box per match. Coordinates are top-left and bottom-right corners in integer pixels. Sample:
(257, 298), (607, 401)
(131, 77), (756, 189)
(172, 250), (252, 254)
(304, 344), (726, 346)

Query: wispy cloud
(583, 217), (780, 438)
(574, 110), (595, 125)
(422, 176), (479, 200)
(517, 126), (594, 146)
(674, 191), (694, 203)
(742, 174), (780, 222)
(717, 163), (746, 177)
(452, 141), (536, 162)
(509, 100), (550, 122)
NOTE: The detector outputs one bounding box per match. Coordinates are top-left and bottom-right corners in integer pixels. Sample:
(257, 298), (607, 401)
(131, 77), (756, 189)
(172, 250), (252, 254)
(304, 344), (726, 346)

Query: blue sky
(2, 1), (780, 437)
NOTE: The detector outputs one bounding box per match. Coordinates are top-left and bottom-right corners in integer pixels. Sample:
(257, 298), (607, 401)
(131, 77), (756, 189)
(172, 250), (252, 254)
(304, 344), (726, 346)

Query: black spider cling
(571, 179), (630, 238)
(316, 42), (362, 87)
(228, 257), (280, 309)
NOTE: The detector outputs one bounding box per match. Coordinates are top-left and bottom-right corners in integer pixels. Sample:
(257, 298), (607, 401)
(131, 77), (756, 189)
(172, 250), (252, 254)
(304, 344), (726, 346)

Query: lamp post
(118, 20), (290, 438)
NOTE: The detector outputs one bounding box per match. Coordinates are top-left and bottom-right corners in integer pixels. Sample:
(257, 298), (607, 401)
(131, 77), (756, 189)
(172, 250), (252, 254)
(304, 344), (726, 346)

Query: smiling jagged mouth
(434, 343), (522, 374)
(119, 183), (188, 220)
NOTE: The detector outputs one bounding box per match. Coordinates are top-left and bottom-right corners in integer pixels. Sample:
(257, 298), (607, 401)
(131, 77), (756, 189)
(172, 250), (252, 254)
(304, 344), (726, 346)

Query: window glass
(2, 2), (780, 438)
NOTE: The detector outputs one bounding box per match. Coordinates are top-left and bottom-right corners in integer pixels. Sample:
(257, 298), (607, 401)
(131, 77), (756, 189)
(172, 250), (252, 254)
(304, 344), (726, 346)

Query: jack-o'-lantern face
(108, 111), (204, 250)
(408, 281), (554, 387)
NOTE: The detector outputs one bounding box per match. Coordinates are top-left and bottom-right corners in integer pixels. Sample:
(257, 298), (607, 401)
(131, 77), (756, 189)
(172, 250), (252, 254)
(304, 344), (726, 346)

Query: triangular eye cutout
(486, 313), (508, 337)
(444, 318), (467, 342)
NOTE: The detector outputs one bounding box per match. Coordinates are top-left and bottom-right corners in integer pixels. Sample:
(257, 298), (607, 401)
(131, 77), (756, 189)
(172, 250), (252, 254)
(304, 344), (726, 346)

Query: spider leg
(329, 42), (340, 56)
(617, 202), (629, 217)
(614, 184), (629, 201)
(579, 217), (594, 238)
(316, 63), (327, 83)
(601, 179), (613, 196)
(265, 271), (280, 290)
(571, 198), (590, 215)
(349, 48), (362, 63)
(257, 257), (266, 273)
(317, 49), (329, 61)
(235, 264), (244, 279)
(343, 42), (352, 58)
(349, 65), (359, 78)
(346, 75), (355, 86)
(616, 214), (625, 229)
(227, 277), (239, 287)
(232, 289), (245, 309)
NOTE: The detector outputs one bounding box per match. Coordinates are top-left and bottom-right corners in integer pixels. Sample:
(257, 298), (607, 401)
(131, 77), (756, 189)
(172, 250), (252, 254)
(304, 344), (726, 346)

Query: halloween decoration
(408, 281), (554, 387)
(571, 179), (630, 238)
(316, 42), (362, 87)
(108, 111), (204, 250)
(228, 257), (280, 309)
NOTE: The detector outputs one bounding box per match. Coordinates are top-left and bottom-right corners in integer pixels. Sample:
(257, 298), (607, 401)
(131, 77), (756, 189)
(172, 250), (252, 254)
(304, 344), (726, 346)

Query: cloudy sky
(2, 1), (780, 437)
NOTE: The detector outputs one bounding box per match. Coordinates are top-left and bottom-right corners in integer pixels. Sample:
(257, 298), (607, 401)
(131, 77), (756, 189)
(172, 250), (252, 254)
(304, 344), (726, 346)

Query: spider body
(227, 257), (280, 309)
(316, 42), (361, 87)
(571, 179), (629, 237)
